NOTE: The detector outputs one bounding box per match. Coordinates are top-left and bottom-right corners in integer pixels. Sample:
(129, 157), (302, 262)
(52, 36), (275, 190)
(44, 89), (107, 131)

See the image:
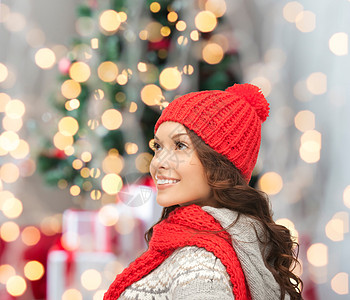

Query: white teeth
(157, 179), (179, 185)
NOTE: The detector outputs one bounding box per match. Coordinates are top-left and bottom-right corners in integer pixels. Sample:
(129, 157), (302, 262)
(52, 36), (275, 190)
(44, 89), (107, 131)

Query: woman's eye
(151, 141), (161, 151)
(175, 141), (187, 150)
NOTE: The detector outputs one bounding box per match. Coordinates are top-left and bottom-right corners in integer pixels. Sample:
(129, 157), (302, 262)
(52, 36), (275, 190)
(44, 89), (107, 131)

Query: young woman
(104, 84), (303, 300)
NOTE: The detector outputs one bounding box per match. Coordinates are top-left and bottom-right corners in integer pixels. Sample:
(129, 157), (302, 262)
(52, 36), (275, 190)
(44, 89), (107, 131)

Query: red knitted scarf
(104, 204), (251, 300)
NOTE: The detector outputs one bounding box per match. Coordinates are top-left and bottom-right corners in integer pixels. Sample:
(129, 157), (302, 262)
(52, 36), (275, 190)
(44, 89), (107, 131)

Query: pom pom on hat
(225, 84), (270, 122)
(154, 83), (270, 183)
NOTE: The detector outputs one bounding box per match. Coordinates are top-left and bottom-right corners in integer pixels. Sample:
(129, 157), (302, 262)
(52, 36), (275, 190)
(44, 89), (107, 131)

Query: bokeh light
(101, 174), (123, 195)
(0, 264), (16, 284)
(69, 62), (91, 82)
(6, 275), (27, 297)
(299, 130), (321, 163)
(61, 79), (81, 99)
(258, 172), (283, 195)
(53, 132), (74, 150)
(101, 109), (123, 130)
(1, 221), (20, 242)
(102, 152), (124, 174)
(307, 243), (328, 267)
(195, 11), (217, 33)
(35, 48), (56, 69)
(97, 61), (119, 82)
(329, 32), (348, 56)
(98, 204), (119, 226)
(159, 67), (182, 90)
(306, 72), (327, 95)
(24, 260), (45, 281)
(21, 226), (41, 246)
(58, 116), (79, 136)
(99, 10), (121, 33)
(62, 288), (83, 300)
(2, 197), (23, 219)
(0, 63), (8, 82)
(282, 1), (304, 23)
(5, 99), (25, 119)
(205, 0), (227, 17)
(0, 93), (11, 112)
(343, 185), (350, 209)
(141, 84), (163, 105)
(135, 153), (153, 173)
(294, 110), (315, 132)
(331, 272), (349, 295)
(295, 10), (316, 32)
(0, 163), (20, 183)
(81, 269), (102, 290)
(202, 43), (224, 64)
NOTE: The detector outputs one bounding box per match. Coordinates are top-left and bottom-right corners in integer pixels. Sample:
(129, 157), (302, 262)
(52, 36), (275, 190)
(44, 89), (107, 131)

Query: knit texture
(202, 206), (290, 300)
(154, 83), (269, 183)
(103, 204), (250, 300)
(119, 246), (234, 299)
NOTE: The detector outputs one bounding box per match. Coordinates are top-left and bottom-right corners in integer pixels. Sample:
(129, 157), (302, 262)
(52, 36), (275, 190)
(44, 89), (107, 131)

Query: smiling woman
(150, 121), (212, 208)
(104, 84), (303, 300)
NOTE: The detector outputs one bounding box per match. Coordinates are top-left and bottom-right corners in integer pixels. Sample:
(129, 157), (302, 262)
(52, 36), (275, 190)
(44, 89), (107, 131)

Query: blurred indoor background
(0, 0), (349, 299)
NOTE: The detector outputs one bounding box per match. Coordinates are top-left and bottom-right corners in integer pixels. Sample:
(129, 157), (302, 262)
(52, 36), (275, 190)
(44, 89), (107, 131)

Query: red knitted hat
(154, 83), (269, 183)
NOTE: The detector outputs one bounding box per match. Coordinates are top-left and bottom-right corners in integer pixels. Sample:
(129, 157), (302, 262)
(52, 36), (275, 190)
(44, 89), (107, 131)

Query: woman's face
(150, 121), (212, 207)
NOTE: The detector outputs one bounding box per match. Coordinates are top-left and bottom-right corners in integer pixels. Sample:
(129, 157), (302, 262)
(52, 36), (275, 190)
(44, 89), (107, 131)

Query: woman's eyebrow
(154, 132), (188, 141)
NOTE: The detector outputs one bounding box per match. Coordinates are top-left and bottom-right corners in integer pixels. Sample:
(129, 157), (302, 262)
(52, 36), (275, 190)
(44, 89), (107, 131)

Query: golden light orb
(53, 132), (74, 150)
(195, 11), (217, 33)
(205, 0), (227, 17)
(99, 10), (121, 33)
(81, 269), (102, 290)
(141, 84), (163, 106)
(307, 243), (328, 267)
(2, 197), (23, 219)
(167, 11), (178, 22)
(6, 275), (27, 297)
(176, 20), (187, 31)
(24, 260), (45, 281)
(159, 67), (182, 90)
(102, 154), (124, 174)
(97, 61), (119, 82)
(58, 116), (79, 136)
(331, 272), (349, 295)
(0, 264), (16, 284)
(306, 72), (327, 95)
(101, 174), (123, 195)
(69, 62), (91, 82)
(0, 93), (11, 112)
(62, 289), (82, 300)
(35, 48), (56, 69)
(98, 205), (119, 226)
(150, 2), (161, 13)
(258, 172), (283, 195)
(61, 79), (81, 99)
(21, 226), (41, 246)
(329, 32), (348, 56)
(0, 221), (20, 242)
(0, 163), (20, 183)
(202, 43), (224, 64)
(5, 99), (25, 119)
(101, 109), (123, 130)
(135, 153), (153, 173)
(70, 185), (81, 196)
(0, 63), (8, 82)
(294, 110), (315, 132)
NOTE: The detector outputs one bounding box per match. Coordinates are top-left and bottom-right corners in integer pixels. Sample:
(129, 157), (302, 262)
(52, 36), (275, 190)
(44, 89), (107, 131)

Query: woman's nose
(152, 148), (177, 170)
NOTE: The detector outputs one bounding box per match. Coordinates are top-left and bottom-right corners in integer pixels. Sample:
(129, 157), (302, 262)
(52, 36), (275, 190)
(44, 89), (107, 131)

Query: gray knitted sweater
(119, 206), (288, 300)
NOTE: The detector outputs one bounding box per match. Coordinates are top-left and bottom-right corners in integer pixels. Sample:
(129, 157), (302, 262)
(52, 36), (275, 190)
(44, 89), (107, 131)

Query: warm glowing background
(1, 0), (350, 299)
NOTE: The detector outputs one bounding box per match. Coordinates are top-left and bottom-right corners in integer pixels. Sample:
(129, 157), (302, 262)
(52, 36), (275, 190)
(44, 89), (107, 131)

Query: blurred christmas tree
(37, 0), (242, 208)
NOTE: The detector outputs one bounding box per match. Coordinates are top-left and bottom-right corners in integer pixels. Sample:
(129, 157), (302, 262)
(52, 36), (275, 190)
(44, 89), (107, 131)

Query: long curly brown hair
(145, 128), (303, 300)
